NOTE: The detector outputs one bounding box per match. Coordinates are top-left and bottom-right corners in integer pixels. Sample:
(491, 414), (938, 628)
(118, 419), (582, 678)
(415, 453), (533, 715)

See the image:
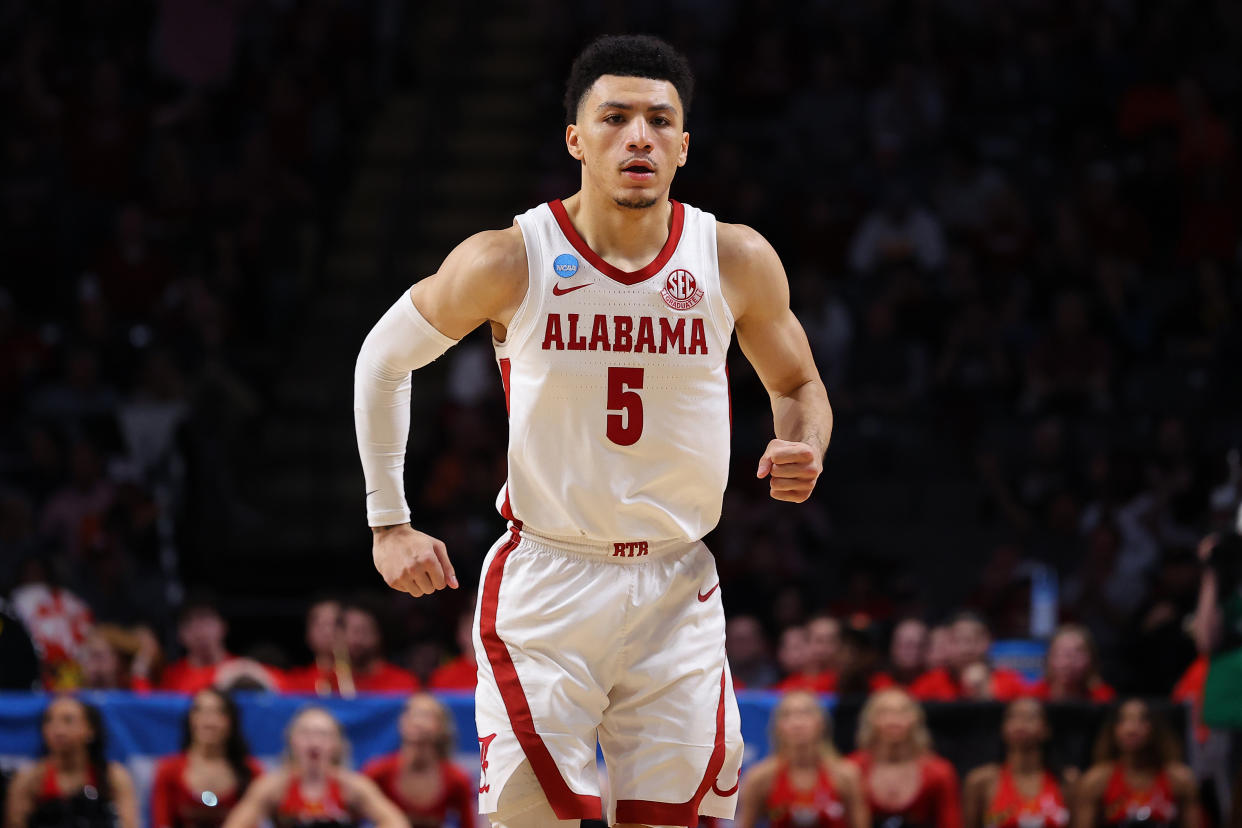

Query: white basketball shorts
(471, 522), (743, 826)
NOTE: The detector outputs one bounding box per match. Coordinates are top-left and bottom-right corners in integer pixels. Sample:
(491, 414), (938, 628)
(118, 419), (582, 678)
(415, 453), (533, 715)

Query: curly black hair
(563, 34), (694, 125)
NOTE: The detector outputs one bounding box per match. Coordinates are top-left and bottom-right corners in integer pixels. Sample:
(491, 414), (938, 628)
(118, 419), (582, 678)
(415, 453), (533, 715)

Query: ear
(677, 130), (689, 168)
(566, 124), (585, 162)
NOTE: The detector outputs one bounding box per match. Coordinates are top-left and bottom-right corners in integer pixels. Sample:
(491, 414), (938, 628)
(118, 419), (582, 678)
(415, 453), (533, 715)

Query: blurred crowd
(4, 0), (1242, 825)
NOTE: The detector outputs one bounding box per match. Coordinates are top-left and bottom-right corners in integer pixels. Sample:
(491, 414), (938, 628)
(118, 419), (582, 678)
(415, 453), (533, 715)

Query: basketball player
(354, 35), (832, 827)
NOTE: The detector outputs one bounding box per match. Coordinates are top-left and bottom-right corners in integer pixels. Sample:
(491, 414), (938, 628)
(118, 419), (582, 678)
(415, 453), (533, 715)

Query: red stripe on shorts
(614, 668), (730, 826)
(478, 524), (602, 821)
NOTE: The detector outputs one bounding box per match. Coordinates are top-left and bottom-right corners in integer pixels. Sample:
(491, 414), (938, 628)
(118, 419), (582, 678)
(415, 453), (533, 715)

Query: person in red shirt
(1073, 698), (1201, 828)
(362, 693), (474, 826)
(963, 698), (1070, 828)
(221, 707), (404, 828)
(736, 690), (868, 828)
(876, 618), (930, 689)
(151, 688), (264, 828)
(777, 614), (841, 693)
(1027, 625), (1116, 703)
(911, 611), (1028, 701)
(280, 598), (351, 696)
(428, 611), (477, 691)
(3, 696), (140, 828)
(847, 687), (961, 828)
(152, 597), (280, 694)
(342, 599), (420, 694)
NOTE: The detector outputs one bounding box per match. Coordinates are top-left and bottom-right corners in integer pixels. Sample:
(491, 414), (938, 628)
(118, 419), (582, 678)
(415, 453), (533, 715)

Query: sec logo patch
(661, 269), (703, 310)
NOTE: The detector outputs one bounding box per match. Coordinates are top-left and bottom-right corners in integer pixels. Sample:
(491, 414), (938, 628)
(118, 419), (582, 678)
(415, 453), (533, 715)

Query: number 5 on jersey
(606, 367), (644, 446)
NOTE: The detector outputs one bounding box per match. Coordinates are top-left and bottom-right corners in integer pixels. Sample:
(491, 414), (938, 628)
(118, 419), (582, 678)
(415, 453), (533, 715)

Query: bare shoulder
(743, 756), (781, 788)
(1079, 764), (1113, 795)
(247, 768), (287, 800)
(964, 764), (999, 791)
(442, 226), (527, 296)
(107, 761), (135, 788)
(1166, 763), (1197, 792)
(715, 221), (789, 320)
(9, 760), (42, 793)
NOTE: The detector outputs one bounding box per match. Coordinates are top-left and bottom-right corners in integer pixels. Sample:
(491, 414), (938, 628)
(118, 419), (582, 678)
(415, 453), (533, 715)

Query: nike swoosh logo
(552, 282), (593, 296)
(697, 583), (720, 602)
(365, 490), (379, 497)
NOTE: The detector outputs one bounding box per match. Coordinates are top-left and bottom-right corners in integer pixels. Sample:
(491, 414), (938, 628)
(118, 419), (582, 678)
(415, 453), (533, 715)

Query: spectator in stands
(151, 688), (262, 828)
(962, 698), (1071, 828)
(847, 688), (960, 828)
(1028, 625), (1116, 703)
(153, 595), (278, 694)
(340, 598), (419, 694)
(836, 618), (889, 697)
(725, 614), (779, 690)
(362, 693), (474, 825)
(221, 706), (405, 828)
(3, 696), (139, 828)
(428, 611), (477, 691)
(281, 598), (347, 695)
(777, 615), (841, 692)
(777, 625), (810, 683)
(911, 611), (1028, 701)
(9, 558), (94, 690)
(1073, 698), (1200, 828)
(735, 690), (868, 828)
(78, 625), (161, 690)
(881, 618), (929, 688)
(925, 623), (953, 672)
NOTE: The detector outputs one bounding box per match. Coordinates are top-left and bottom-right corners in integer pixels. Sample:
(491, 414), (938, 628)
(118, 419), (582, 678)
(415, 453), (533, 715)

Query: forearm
(354, 291), (457, 527)
(771, 378), (833, 457)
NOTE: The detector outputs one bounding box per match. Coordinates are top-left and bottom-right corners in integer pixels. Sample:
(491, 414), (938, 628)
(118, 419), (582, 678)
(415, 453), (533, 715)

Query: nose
(626, 118), (653, 153)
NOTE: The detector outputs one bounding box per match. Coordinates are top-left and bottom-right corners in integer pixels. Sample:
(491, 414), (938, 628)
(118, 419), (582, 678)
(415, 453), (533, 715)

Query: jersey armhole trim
(705, 215), (736, 337)
(495, 216), (539, 354)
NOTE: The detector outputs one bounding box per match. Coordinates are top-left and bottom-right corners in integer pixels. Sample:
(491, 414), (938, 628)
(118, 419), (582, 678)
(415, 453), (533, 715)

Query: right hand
(372, 524), (458, 597)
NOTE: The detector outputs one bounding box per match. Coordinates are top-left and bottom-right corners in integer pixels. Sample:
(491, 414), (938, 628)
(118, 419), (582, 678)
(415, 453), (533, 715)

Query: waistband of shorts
(513, 524), (696, 561)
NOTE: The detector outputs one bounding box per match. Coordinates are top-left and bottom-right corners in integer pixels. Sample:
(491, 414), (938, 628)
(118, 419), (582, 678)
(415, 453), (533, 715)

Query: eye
(652, 117), (671, 127)
(604, 114), (625, 124)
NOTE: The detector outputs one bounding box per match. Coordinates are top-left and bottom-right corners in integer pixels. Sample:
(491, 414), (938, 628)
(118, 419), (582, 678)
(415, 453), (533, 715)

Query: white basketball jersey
(495, 199), (734, 543)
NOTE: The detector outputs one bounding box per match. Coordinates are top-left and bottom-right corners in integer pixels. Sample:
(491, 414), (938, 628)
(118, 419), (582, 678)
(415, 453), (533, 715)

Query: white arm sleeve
(353, 291), (458, 526)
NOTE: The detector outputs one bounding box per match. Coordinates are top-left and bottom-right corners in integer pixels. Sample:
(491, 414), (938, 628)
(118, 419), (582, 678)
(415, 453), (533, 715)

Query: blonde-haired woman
(362, 693), (474, 826)
(222, 706), (407, 828)
(736, 691), (868, 828)
(847, 688), (960, 828)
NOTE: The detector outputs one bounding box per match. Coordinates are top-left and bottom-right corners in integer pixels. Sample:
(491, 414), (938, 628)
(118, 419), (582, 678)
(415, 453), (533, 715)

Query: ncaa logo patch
(661, 269), (703, 311)
(553, 253), (579, 278)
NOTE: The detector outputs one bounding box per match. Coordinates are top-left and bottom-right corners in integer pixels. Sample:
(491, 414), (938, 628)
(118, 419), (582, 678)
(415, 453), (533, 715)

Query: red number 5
(606, 367), (644, 446)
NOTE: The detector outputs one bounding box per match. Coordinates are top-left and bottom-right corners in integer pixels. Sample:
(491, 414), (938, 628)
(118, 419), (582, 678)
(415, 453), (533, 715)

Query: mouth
(621, 160), (655, 181)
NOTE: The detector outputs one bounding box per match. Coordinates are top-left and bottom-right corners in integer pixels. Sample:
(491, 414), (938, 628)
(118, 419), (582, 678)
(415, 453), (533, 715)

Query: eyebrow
(596, 101), (678, 114)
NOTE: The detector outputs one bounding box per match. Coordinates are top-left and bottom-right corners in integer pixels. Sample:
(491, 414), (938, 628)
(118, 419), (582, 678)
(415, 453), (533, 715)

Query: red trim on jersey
(479, 524), (602, 821)
(497, 357), (515, 521)
(548, 199), (685, 286)
(614, 669), (729, 826)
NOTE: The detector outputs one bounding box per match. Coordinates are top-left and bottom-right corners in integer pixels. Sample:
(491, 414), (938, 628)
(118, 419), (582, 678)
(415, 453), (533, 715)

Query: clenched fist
(756, 439), (823, 503)
(372, 524), (458, 597)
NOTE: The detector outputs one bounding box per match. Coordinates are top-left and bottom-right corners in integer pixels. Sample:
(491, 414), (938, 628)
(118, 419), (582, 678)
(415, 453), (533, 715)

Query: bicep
(735, 763), (773, 828)
(222, 776), (276, 828)
(737, 304), (823, 398)
(109, 765), (140, 828)
(408, 230), (526, 341)
(349, 775), (407, 828)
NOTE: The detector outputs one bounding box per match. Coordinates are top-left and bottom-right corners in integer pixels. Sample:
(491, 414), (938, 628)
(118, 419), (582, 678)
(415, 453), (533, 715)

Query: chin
(613, 192), (659, 210)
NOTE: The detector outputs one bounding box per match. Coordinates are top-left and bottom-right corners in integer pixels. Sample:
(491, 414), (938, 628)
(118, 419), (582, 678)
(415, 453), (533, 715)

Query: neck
(300, 763), (328, 784)
(52, 750), (88, 773)
(400, 743), (436, 771)
(565, 188), (672, 263)
(1006, 746), (1043, 774)
(190, 742), (226, 760)
(189, 647), (225, 667)
(1047, 677), (1084, 697)
(873, 741), (916, 763)
(785, 743), (821, 769)
(1120, 752), (1152, 772)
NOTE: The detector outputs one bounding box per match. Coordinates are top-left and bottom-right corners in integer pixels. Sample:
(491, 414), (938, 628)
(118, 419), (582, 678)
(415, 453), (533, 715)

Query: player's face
(1001, 698), (1047, 748)
(189, 690), (230, 749)
(566, 75), (689, 210)
(42, 698), (92, 756)
(1114, 700), (1152, 754)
